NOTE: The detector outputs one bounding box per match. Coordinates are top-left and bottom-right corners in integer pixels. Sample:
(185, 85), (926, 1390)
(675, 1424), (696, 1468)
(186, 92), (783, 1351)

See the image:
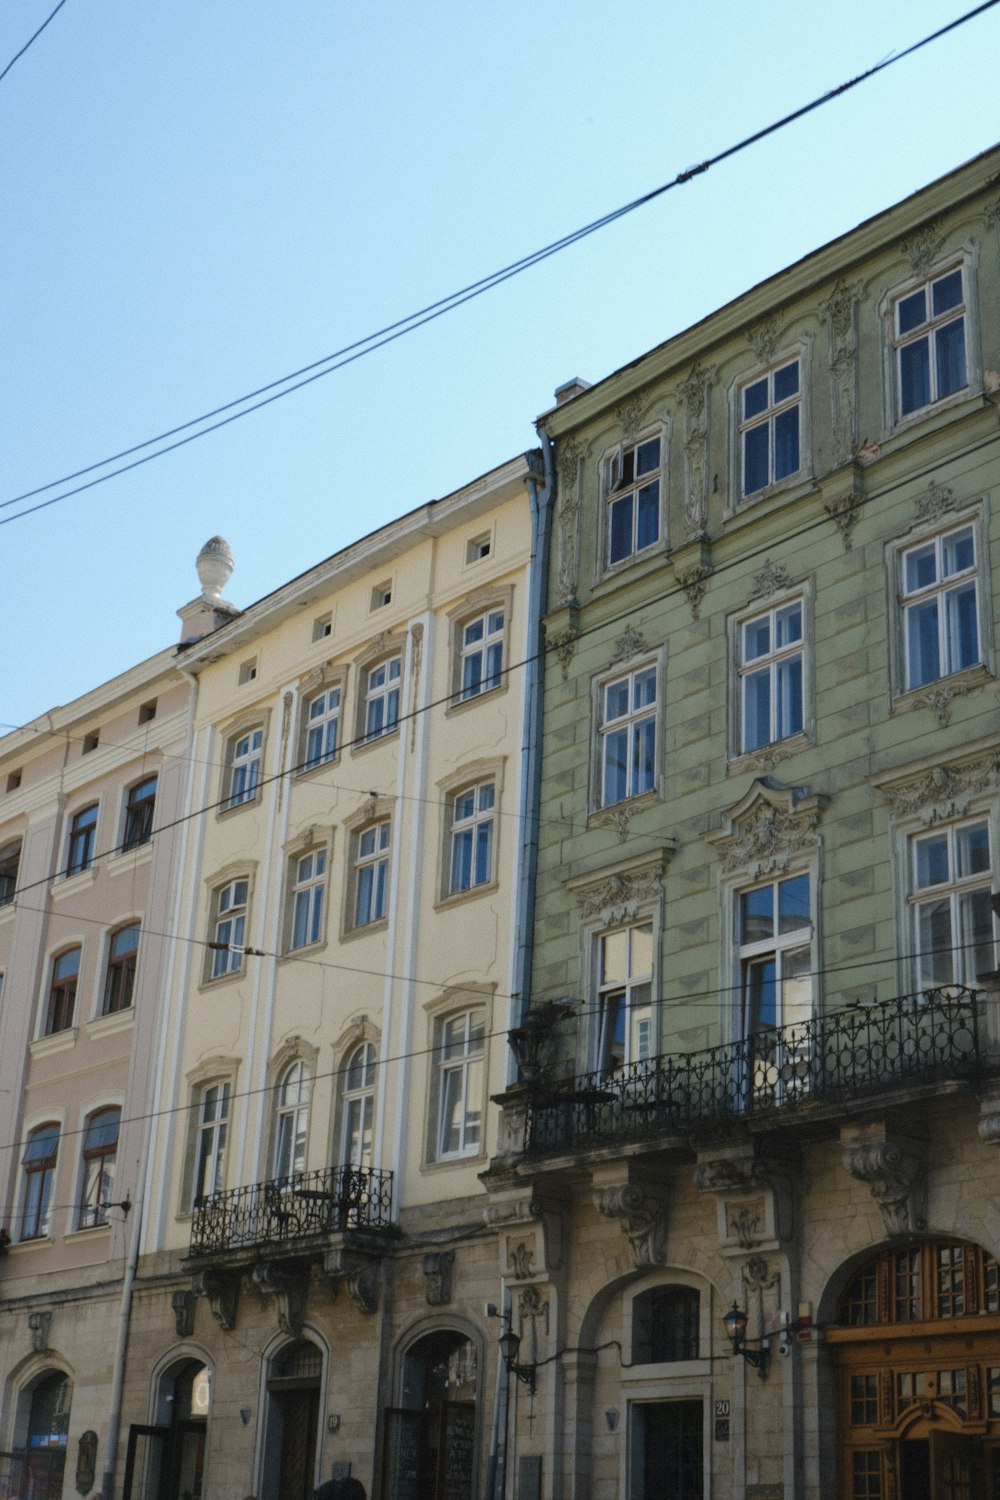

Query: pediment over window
(566, 850), (673, 929)
(706, 778), (825, 882)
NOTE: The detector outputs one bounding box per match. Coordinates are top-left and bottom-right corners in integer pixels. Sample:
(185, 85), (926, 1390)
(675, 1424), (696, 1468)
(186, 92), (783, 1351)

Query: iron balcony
(189, 1164), (394, 1256)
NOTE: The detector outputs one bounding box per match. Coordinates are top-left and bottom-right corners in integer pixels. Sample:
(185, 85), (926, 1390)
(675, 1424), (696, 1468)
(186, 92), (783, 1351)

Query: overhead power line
(0, 0), (70, 86)
(2, 0), (998, 527)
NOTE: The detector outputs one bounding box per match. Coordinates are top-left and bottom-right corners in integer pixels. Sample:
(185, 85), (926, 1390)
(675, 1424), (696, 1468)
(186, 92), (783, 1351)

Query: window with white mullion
(228, 728), (263, 807)
(740, 359), (801, 497)
(355, 821), (390, 926)
(599, 665), (657, 807)
(211, 879), (248, 977)
(595, 922), (653, 1073)
(740, 600), (804, 752)
(606, 435), (662, 566)
(450, 781), (495, 893)
(290, 849), (326, 949)
(193, 1082), (230, 1203)
(342, 1043), (376, 1169)
(895, 266), (967, 419)
(273, 1061), (310, 1182)
(364, 657), (401, 740)
(460, 610), (505, 700)
(911, 820), (994, 989)
(902, 524), (980, 690)
(738, 874), (813, 1039)
(436, 1010), (485, 1159)
(304, 687), (340, 768)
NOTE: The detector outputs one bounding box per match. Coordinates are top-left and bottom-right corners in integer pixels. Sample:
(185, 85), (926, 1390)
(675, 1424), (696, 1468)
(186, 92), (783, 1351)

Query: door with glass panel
(738, 873), (813, 1105)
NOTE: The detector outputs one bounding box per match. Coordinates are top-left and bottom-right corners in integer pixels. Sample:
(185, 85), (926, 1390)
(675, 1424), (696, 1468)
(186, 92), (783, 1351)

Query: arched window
(632, 1284), (700, 1363)
(341, 1043), (376, 1170)
(45, 948), (81, 1035)
(25, 1371), (71, 1497)
(103, 924), (140, 1013)
(78, 1107), (120, 1228)
(839, 1239), (1000, 1325)
(262, 1340), (323, 1499)
(21, 1124), (60, 1240)
(273, 1061), (310, 1181)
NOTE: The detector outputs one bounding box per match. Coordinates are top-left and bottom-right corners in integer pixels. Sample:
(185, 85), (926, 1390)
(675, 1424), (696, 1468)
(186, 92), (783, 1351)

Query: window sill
(728, 733), (812, 776)
(889, 385), (979, 441)
(422, 1149), (487, 1174)
(197, 967), (248, 993)
(588, 788), (661, 831)
(340, 916), (389, 944)
(106, 843), (153, 877)
(8, 1235), (55, 1255)
(892, 663), (993, 720)
(87, 1008), (135, 1040)
(65, 1222), (112, 1241)
(350, 729), (401, 757)
(444, 681), (508, 718)
(216, 795), (263, 821)
(435, 879), (500, 912)
(724, 471), (817, 523)
(29, 1027), (79, 1059)
(278, 937), (329, 963)
(597, 541), (668, 588)
(294, 755), (341, 782)
(51, 868), (97, 901)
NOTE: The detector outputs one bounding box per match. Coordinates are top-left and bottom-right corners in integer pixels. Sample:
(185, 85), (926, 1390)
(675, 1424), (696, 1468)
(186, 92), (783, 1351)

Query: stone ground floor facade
(484, 1077), (1000, 1500)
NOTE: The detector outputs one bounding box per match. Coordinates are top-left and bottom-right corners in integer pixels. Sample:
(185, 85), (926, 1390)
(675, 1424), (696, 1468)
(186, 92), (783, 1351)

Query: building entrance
(382, 1330), (477, 1500)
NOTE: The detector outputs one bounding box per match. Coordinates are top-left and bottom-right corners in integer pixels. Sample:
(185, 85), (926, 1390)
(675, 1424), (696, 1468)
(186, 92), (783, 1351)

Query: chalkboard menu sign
(382, 1409), (421, 1500)
(441, 1403), (475, 1500)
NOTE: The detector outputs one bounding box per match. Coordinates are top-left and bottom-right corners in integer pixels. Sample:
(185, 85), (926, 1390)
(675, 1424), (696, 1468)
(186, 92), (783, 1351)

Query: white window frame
(908, 816), (996, 991)
(340, 1042), (377, 1170)
(900, 522), (982, 692)
(891, 261), (970, 423)
(601, 428), (665, 570)
(273, 1060), (310, 1182)
(736, 871), (814, 1041)
(594, 658), (661, 810)
(738, 357), (802, 500)
(363, 655), (401, 742)
(458, 609), (505, 701)
(192, 1080), (230, 1204)
(593, 921), (654, 1075)
(303, 685), (341, 770)
(288, 848), (327, 950)
(209, 877), (248, 979)
(733, 592), (809, 757)
(448, 780), (496, 896)
(353, 820), (390, 928)
(226, 726), (263, 808)
(121, 774), (157, 851)
(19, 1121), (61, 1241)
(77, 1106), (121, 1230)
(432, 1007), (487, 1161)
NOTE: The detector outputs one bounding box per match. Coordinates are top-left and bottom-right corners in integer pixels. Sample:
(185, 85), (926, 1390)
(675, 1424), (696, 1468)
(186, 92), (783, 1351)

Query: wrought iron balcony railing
(524, 988), (982, 1156)
(189, 1164), (394, 1256)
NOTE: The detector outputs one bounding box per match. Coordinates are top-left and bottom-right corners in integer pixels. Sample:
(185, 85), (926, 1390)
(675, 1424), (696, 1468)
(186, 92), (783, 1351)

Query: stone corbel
(192, 1268), (240, 1331)
(841, 1123), (927, 1237)
(591, 1165), (668, 1268)
(252, 1259), (310, 1337)
(321, 1246), (381, 1314)
(484, 1186), (567, 1276)
(823, 487), (863, 551)
(422, 1250), (455, 1306)
(28, 1310), (52, 1353)
(171, 1289), (196, 1338)
(490, 1088), (530, 1164)
(693, 1143), (797, 1254)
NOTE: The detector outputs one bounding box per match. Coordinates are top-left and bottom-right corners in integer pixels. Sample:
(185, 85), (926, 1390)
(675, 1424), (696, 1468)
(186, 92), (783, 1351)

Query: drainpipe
(101, 1193), (143, 1500)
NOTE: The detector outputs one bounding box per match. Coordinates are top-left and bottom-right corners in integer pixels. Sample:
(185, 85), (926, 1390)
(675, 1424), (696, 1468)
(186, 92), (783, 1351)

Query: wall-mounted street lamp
(498, 1326), (537, 1395)
(723, 1303), (770, 1380)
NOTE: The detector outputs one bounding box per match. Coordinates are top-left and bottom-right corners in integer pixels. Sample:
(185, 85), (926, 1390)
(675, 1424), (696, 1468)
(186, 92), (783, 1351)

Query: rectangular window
(740, 600), (804, 751)
(290, 849), (326, 949)
(304, 687), (341, 769)
(595, 922), (653, 1072)
(435, 1009), (486, 1159)
(20, 1124), (60, 1240)
(103, 923), (140, 1012)
(46, 948), (80, 1034)
(193, 1082), (230, 1203)
(901, 524), (980, 690)
(459, 610), (505, 700)
(210, 879), (248, 978)
(67, 804), (98, 874)
(739, 874), (812, 1035)
(599, 665), (657, 807)
(606, 435), (661, 565)
(364, 657), (401, 741)
(740, 359), (800, 497)
(78, 1108), (120, 1229)
(122, 775), (157, 850)
(911, 819), (994, 988)
(450, 781), (495, 894)
(894, 266), (967, 419)
(0, 839), (21, 906)
(355, 821), (390, 926)
(227, 728), (263, 807)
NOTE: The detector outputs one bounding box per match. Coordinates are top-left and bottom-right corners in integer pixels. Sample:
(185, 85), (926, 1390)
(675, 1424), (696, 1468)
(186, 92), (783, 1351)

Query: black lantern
(723, 1302), (770, 1380)
(498, 1326), (536, 1393)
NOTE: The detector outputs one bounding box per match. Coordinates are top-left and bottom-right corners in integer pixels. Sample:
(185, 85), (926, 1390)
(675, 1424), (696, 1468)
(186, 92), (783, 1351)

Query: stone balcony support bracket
(693, 1143), (798, 1255)
(252, 1258), (311, 1337)
(484, 1186), (568, 1280)
(191, 1268), (241, 1331)
(318, 1245), (382, 1315)
(841, 1122), (927, 1237)
(591, 1164), (668, 1268)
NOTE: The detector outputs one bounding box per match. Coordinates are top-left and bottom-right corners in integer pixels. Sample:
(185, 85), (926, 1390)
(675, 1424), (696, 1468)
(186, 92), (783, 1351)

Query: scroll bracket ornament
(706, 778), (824, 883)
(192, 1268), (240, 1331)
(841, 1123), (927, 1237)
(422, 1250), (455, 1306)
(252, 1258), (310, 1337)
(320, 1245), (381, 1314)
(592, 1167), (668, 1268)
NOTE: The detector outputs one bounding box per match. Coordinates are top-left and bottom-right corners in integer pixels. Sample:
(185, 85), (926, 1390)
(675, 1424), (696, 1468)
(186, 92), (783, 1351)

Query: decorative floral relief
(677, 563), (712, 620)
(577, 865), (664, 926)
(914, 480), (957, 524)
(610, 624), (648, 664)
(616, 396), (647, 440)
(824, 490), (863, 551)
(879, 751), (1000, 825)
(678, 362), (715, 537)
(708, 779), (824, 881)
(746, 314), (781, 363)
(546, 625), (580, 679)
(748, 560), (791, 602)
(899, 219), (944, 275)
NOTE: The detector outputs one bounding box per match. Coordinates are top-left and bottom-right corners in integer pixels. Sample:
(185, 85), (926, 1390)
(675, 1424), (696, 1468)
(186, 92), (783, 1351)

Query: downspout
(486, 442), (554, 1500)
(101, 1193), (143, 1500)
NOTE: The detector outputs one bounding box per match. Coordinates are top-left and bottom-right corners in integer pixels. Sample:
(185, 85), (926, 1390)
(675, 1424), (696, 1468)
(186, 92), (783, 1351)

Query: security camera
(778, 1338), (792, 1358)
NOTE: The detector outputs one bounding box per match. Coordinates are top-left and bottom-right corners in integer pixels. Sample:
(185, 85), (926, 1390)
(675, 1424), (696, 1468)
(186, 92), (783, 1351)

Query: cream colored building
(122, 453), (544, 1500)
(0, 653), (193, 1500)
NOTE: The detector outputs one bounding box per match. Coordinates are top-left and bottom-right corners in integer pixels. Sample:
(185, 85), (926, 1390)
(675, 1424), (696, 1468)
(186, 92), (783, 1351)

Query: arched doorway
(123, 1358), (209, 1500)
(20, 1370), (71, 1500)
(827, 1238), (1000, 1499)
(382, 1329), (478, 1500)
(260, 1338), (323, 1500)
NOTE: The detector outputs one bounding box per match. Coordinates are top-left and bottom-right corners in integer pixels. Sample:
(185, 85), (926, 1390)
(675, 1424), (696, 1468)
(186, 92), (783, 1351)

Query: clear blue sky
(2, 0), (998, 727)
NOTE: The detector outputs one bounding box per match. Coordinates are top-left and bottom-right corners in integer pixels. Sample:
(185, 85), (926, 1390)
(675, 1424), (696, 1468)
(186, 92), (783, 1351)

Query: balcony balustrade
(523, 988), (983, 1157)
(189, 1164), (394, 1256)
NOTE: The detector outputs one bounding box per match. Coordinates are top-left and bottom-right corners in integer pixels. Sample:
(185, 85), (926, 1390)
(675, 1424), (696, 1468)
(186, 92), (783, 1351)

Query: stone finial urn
(196, 536), (234, 602)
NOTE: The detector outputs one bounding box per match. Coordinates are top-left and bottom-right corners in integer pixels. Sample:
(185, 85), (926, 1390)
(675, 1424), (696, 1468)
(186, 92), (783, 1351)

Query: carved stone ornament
(546, 624), (580, 680)
(555, 435), (585, 606)
(321, 1246), (381, 1314)
(677, 563), (713, 620)
(589, 805), (634, 844)
(409, 625), (424, 751)
(747, 314), (780, 363)
(730, 1203), (764, 1251)
(369, 630), (390, 656)
(986, 199), (1000, 230)
(253, 1259), (310, 1337)
(422, 1250), (455, 1306)
(28, 1310), (52, 1353)
(508, 1240), (535, 1279)
(557, 434), (585, 489)
(736, 744), (792, 776)
(910, 685), (960, 728)
(192, 1269), (240, 1331)
(824, 489), (863, 551)
(576, 862), (667, 927)
(610, 624), (648, 665)
(978, 1086), (1000, 1147)
(593, 1182), (668, 1267)
(693, 1154), (768, 1195)
(748, 560), (791, 603)
(678, 363), (715, 538)
(518, 1282), (549, 1341)
(616, 396), (647, 441)
(706, 778), (824, 882)
(171, 1289), (196, 1338)
(75, 1430), (98, 1496)
(492, 1092), (529, 1160)
(820, 280), (861, 461)
(484, 1189), (566, 1273)
(914, 480), (957, 524)
(877, 751), (1000, 826)
(842, 1126), (927, 1237)
(900, 219), (944, 275)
